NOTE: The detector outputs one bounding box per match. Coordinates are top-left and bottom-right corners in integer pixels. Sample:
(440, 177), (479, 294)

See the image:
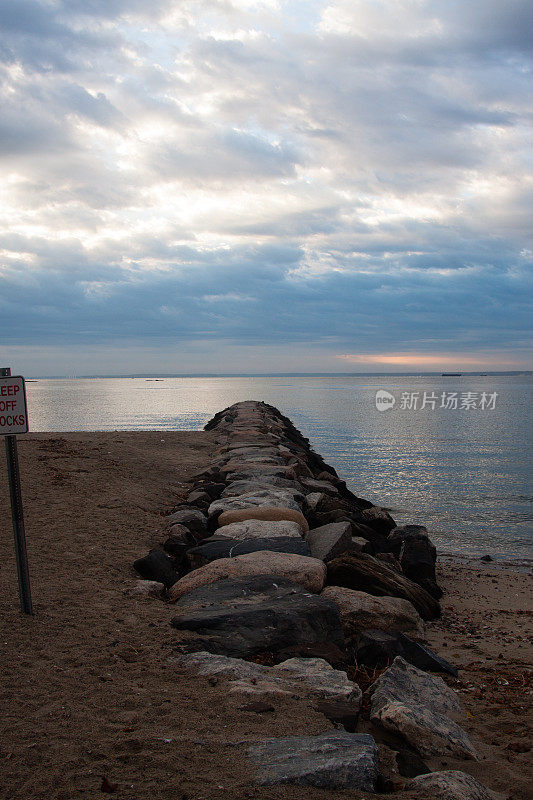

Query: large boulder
(387, 526), (441, 599)
(404, 771), (494, 800)
(170, 576), (345, 658)
(326, 552), (441, 620)
(214, 519), (304, 540)
(300, 477), (339, 495)
(208, 490), (302, 518)
(247, 731), (379, 790)
(369, 657), (476, 760)
(174, 652), (361, 705)
(305, 521), (353, 562)
(360, 506), (397, 534)
(370, 657), (464, 719)
(169, 551), (326, 600)
(186, 536), (311, 568)
(217, 506), (309, 532)
(321, 587), (425, 636)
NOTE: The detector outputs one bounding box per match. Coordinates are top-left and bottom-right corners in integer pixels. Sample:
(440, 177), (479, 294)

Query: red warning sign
(0, 376), (28, 435)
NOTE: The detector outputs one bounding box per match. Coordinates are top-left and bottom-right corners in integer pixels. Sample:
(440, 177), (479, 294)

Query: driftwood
(326, 552), (441, 620)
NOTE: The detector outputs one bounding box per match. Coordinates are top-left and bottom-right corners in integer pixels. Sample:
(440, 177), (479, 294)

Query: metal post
(1, 367), (33, 615)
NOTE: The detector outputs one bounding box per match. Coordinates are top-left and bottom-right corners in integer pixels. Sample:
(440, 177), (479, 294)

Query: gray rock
(247, 731), (379, 790)
(405, 770), (494, 800)
(170, 576), (345, 659)
(208, 489), (302, 517)
(304, 492), (326, 512)
(373, 700), (477, 759)
(305, 521), (354, 563)
(174, 652), (361, 705)
(224, 466), (288, 480)
(219, 446), (281, 461)
(370, 656), (463, 718)
(214, 518), (304, 539)
(322, 587), (425, 636)
(301, 478), (339, 495)
(369, 657), (476, 759)
(351, 536), (370, 552)
(222, 479), (303, 497)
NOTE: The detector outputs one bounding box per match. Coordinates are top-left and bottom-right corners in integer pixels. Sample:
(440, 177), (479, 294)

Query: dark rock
(162, 535), (191, 566)
(305, 521), (353, 562)
(398, 633), (458, 677)
(133, 549), (179, 588)
(375, 552), (403, 572)
(195, 482), (226, 499)
(171, 576), (345, 659)
(360, 506), (397, 535)
(480, 554), (493, 562)
(247, 731), (379, 790)
(313, 699), (360, 732)
(166, 508), (208, 537)
(186, 536), (312, 568)
(387, 525), (432, 557)
(306, 509), (351, 529)
(354, 630), (406, 669)
(326, 552), (441, 620)
(187, 490), (211, 506)
(353, 630), (458, 677)
(248, 731), (378, 792)
(350, 521), (389, 552)
(395, 748), (431, 778)
(395, 533), (442, 599)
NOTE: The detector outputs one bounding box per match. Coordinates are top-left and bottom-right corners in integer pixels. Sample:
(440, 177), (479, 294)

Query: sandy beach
(0, 432), (531, 800)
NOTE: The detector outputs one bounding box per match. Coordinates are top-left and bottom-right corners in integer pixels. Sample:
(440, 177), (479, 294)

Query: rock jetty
(130, 400), (490, 797)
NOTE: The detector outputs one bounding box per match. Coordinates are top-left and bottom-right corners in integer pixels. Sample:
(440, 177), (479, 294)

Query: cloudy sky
(1, 0), (532, 375)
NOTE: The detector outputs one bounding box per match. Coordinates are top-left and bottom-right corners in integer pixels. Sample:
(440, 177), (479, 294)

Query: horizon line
(23, 370), (533, 379)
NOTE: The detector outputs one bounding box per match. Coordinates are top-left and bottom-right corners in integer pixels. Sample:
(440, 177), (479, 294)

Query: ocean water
(22, 374), (533, 561)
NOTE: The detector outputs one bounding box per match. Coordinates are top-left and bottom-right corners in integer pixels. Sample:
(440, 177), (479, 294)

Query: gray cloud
(0, 0), (531, 372)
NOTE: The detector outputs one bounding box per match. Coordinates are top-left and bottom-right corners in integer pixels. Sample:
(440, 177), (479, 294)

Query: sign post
(1, 367), (33, 615)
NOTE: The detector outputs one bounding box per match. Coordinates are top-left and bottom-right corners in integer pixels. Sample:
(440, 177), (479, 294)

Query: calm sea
(22, 374), (533, 561)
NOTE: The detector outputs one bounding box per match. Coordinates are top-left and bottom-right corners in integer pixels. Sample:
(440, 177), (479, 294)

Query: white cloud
(0, 0), (531, 371)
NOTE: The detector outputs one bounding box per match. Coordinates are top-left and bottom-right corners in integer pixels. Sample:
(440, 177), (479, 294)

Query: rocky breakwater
(130, 401), (491, 798)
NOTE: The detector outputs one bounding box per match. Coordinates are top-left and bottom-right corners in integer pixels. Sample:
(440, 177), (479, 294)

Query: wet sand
(0, 432), (531, 799)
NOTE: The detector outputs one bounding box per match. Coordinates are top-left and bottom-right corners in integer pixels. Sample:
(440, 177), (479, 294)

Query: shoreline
(0, 430), (531, 799)
(437, 552), (533, 573)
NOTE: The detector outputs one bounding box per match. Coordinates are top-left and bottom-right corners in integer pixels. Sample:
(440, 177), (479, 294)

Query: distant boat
(441, 372), (462, 376)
